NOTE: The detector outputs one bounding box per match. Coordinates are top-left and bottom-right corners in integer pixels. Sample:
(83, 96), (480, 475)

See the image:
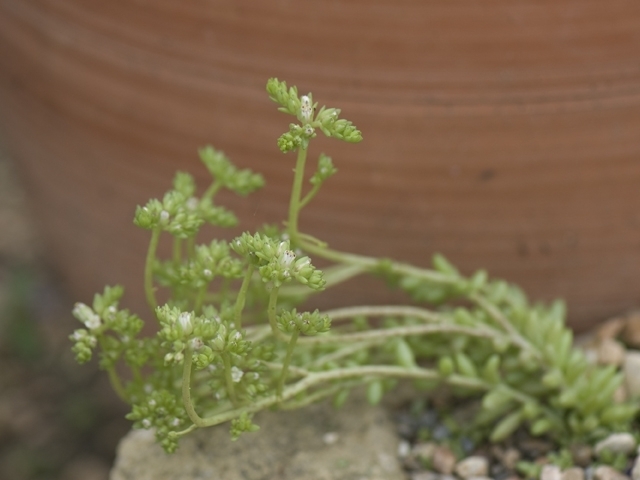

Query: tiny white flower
(148, 399), (156, 407)
(160, 210), (170, 222)
(300, 95), (313, 122)
(304, 125), (315, 136)
(73, 303), (102, 330)
(231, 366), (244, 383)
(178, 312), (193, 335)
(141, 418), (152, 429)
(186, 197), (199, 210)
(233, 331), (242, 341)
(281, 250), (296, 267)
(171, 418), (181, 427)
(203, 269), (213, 278)
(190, 337), (204, 350)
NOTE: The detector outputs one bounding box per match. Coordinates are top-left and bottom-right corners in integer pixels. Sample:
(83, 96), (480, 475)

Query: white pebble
(455, 456), (489, 479)
(595, 433), (637, 456)
(541, 465), (563, 480)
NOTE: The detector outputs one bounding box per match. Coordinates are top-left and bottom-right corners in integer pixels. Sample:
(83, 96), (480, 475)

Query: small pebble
(432, 445), (457, 475)
(541, 465), (563, 480)
(622, 313), (640, 348)
(503, 448), (522, 470)
(570, 444), (594, 467)
(410, 472), (439, 480)
(631, 456), (640, 480)
(412, 442), (436, 461)
(562, 467), (586, 480)
(597, 339), (626, 367)
(593, 465), (630, 480)
(455, 456), (490, 479)
(398, 440), (411, 458)
(595, 433), (637, 456)
(322, 431), (339, 445)
(624, 351), (640, 398)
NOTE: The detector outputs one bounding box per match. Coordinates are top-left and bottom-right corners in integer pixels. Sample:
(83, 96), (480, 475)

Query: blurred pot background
(1, 1), (640, 332)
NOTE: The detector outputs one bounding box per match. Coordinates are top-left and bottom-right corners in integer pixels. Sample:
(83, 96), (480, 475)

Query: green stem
(182, 347), (205, 427)
(233, 265), (254, 329)
(144, 227), (162, 315)
(299, 183), (321, 210)
(297, 322), (505, 346)
(172, 237), (182, 265)
(267, 287), (286, 340)
(277, 329), (299, 398)
(288, 146), (308, 245)
(202, 180), (222, 201)
(106, 366), (128, 403)
(194, 365), (489, 428)
(222, 352), (238, 406)
(194, 284), (207, 315)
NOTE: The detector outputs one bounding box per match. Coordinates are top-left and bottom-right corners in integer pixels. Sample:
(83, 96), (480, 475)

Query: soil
(0, 155), (130, 480)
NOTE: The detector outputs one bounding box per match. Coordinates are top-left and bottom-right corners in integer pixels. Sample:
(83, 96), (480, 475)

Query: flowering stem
(288, 146), (308, 245)
(182, 347), (205, 427)
(233, 265), (254, 329)
(144, 227), (161, 315)
(221, 352), (238, 407)
(278, 329), (299, 398)
(202, 180), (222, 202)
(193, 284), (207, 315)
(194, 365), (489, 429)
(267, 287), (285, 340)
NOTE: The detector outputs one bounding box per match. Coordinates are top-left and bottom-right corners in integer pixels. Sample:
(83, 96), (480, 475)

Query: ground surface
(0, 155), (130, 480)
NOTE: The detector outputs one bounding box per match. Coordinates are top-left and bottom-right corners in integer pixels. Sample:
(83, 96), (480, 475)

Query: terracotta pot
(1, 1), (640, 331)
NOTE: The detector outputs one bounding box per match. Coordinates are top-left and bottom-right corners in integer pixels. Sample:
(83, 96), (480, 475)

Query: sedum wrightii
(70, 78), (637, 454)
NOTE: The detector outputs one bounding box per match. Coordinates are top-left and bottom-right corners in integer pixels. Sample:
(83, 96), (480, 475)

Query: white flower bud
(160, 210), (170, 223)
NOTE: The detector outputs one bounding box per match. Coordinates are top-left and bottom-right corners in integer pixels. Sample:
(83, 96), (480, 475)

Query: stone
(110, 396), (405, 480)
(631, 456), (640, 480)
(562, 467), (586, 480)
(597, 317), (626, 342)
(410, 472), (440, 480)
(624, 351), (640, 398)
(595, 433), (637, 456)
(541, 465), (563, 480)
(570, 444), (594, 467)
(432, 445), (457, 475)
(597, 339), (627, 367)
(622, 313), (640, 348)
(593, 465), (630, 480)
(455, 456), (490, 479)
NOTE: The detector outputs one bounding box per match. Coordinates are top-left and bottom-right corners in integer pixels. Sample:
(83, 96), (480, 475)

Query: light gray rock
(624, 351), (640, 398)
(455, 456), (489, 479)
(631, 456), (640, 480)
(432, 445), (457, 475)
(562, 467), (586, 480)
(541, 465), (563, 480)
(593, 465), (629, 480)
(595, 433), (637, 456)
(110, 396), (405, 480)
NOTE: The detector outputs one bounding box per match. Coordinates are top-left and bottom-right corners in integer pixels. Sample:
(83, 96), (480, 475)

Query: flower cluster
(267, 77), (362, 154)
(198, 146), (264, 196)
(231, 233), (325, 290)
(276, 309), (331, 336)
